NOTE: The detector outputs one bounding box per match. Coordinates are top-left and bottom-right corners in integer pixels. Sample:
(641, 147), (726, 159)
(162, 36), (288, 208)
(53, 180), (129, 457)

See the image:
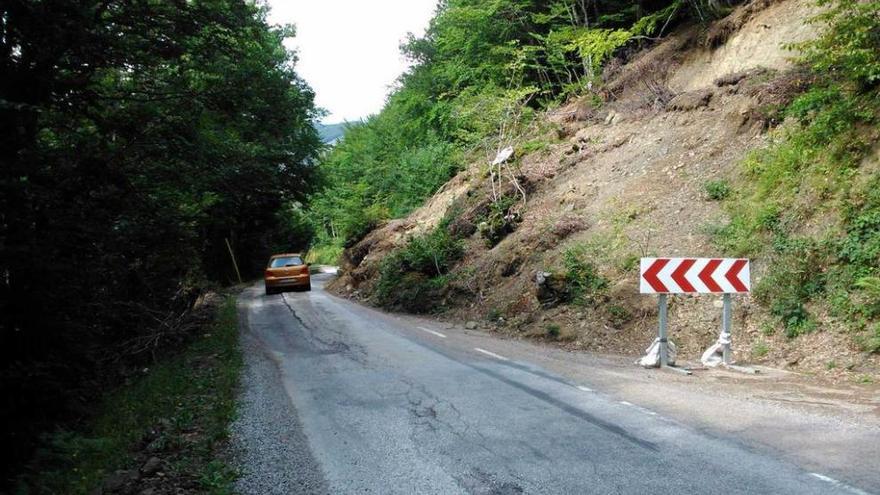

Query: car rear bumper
(265, 274), (310, 288)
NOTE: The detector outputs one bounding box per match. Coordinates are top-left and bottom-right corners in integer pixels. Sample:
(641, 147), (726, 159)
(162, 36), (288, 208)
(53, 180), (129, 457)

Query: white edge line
(809, 473), (872, 495)
(576, 385), (593, 392)
(416, 326), (447, 338)
(474, 347), (509, 361)
(619, 400), (659, 417)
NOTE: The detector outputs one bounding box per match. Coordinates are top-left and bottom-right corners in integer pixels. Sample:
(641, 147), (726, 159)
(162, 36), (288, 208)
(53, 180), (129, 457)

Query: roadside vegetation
(1, 1), (321, 486)
(375, 218), (465, 312)
(712, 0), (880, 346)
(15, 297), (242, 494)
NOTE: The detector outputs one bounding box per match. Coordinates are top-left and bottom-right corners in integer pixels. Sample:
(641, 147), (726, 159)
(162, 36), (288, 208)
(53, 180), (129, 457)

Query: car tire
(265, 287), (275, 296)
(305, 282), (311, 291)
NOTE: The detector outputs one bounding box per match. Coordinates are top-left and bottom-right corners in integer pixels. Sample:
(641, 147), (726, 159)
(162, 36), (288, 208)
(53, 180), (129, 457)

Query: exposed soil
(328, 0), (880, 382)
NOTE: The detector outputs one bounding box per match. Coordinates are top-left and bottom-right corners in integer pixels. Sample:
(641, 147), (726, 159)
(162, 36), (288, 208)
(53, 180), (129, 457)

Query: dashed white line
(809, 473), (872, 495)
(576, 385), (594, 392)
(619, 401), (635, 407)
(474, 347), (509, 361)
(416, 326), (447, 338)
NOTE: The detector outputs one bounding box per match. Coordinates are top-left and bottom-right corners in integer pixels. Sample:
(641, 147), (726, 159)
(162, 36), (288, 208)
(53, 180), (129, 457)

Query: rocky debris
(535, 271), (570, 308)
(714, 70), (751, 87)
(603, 110), (623, 125)
(140, 456), (162, 475)
(103, 469), (139, 493)
(465, 321), (478, 330)
(668, 89), (713, 111)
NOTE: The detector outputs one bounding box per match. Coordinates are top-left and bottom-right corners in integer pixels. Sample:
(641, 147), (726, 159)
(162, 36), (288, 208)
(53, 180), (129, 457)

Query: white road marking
(416, 326), (447, 338)
(576, 385), (593, 392)
(809, 473), (872, 495)
(619, 400), (659, 416)
(474, 347), (509, 361)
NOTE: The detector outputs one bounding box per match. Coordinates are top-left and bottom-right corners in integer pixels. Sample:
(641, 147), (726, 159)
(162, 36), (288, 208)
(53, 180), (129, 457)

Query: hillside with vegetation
(311, 0), (880, 380)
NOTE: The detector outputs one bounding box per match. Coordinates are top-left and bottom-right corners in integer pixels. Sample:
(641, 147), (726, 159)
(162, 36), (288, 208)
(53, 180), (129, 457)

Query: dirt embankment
(328, 0), (880, 382)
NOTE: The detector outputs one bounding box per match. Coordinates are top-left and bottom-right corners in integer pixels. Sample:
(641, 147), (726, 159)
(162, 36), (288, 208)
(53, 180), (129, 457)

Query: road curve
(232, 274), (871, 495)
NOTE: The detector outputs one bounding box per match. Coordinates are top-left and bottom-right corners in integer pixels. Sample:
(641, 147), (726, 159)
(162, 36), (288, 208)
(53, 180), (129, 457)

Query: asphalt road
(233, 274), (875, 494)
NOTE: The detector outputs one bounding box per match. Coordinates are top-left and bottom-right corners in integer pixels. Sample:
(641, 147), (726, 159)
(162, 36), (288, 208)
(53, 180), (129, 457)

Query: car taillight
(264, 269), (272, 277)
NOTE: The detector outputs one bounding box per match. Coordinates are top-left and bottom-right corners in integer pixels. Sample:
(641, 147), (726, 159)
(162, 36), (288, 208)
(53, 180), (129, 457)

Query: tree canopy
(0, 0), (322, 478)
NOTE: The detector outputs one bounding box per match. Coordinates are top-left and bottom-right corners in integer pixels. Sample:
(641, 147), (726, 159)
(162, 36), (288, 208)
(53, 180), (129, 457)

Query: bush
(608, 305), (632, 327)
(375, 221), (464, 311)
(753, 237), (824, 337)
(562, 244), (609, 306)
(860, 324), (880, 354)
(704, 180), (732, 201)
(752, 341), (770, 358)
(477, 195), (520, 247)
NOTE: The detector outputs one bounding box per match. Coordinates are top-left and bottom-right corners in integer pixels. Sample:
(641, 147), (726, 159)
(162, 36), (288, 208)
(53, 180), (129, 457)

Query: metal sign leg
(720, 293), (759, 374)
(657, 294), (691, 375)
(722, 293), (731, 365)
(658, 294), (668, 367)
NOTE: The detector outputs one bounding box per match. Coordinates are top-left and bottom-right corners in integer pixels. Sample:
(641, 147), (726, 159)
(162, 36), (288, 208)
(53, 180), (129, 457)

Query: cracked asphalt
(232, 274), (876, 494)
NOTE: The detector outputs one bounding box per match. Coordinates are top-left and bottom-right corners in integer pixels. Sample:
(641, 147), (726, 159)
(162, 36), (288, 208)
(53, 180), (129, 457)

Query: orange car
(264, 253), (311, 294)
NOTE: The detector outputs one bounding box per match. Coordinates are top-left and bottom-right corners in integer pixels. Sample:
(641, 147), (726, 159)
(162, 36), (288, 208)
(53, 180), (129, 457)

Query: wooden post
(225, 237), (243, 284)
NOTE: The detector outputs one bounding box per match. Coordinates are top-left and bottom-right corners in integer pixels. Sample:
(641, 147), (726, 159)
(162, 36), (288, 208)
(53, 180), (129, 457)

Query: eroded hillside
(329, 0), (880, 380)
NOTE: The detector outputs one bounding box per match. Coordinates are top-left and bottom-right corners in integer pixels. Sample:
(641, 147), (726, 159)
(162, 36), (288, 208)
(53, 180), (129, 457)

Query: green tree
(0, 0), (322, 480)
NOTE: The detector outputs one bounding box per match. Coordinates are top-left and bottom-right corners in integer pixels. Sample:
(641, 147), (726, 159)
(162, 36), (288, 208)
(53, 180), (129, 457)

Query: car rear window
(270, 256), (304, 268)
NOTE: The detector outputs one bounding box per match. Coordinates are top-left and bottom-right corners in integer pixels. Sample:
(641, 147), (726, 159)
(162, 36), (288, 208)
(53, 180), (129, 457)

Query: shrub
(859, 324), (880, 354)
(608, 305), (632, 327)
(375, 221), (464, 311)
(562, 244), (609, 306)
(704, 180), (732, 201)
(753, 237), (824, 337)
(477, 195), (520, 247)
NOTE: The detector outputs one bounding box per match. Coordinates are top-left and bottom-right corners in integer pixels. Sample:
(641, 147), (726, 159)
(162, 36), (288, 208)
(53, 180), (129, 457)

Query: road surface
(232, 274), (878, 494)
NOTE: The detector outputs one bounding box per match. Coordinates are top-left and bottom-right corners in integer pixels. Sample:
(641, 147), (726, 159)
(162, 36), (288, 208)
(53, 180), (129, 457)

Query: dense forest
(0, 0), (322, 483)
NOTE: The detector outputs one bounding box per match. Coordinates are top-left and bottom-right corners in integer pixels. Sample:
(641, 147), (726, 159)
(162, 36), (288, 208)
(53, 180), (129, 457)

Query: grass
(19, 297), (242, 494)
(752, 341), (770, 359)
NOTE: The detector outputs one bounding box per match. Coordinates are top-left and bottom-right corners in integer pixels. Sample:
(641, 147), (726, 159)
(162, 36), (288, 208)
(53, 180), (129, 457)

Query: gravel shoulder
(230, 302), (329, 495)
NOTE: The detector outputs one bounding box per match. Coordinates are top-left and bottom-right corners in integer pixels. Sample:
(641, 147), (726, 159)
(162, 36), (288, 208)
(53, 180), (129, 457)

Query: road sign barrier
(640, 258), (750, 294)
(639, 258), (752, 373)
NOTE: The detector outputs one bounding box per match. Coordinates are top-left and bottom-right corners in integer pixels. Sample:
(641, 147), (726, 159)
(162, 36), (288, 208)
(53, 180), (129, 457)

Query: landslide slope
(329, 0), (879, 379)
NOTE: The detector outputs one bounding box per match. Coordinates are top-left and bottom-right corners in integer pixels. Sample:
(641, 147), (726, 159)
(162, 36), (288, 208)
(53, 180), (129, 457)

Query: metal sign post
(656, 293), (690, 374)
(640, 258), (751, 374)
(658, 294), (668, 367)
(722, 293), (732, 365)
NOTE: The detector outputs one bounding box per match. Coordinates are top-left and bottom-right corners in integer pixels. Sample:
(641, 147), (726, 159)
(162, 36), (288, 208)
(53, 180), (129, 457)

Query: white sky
(266, 0), (438, 123)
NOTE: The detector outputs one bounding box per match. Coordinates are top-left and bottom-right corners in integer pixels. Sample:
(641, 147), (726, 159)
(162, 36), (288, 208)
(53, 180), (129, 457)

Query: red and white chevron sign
(640, 258), (750, 294)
